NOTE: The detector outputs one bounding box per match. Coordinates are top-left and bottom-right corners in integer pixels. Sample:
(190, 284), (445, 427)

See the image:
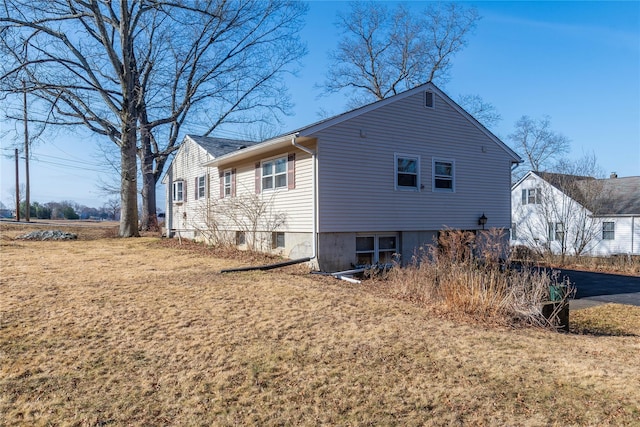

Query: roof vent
(610, 172), (618, 179)
(425, 91), (434, 109)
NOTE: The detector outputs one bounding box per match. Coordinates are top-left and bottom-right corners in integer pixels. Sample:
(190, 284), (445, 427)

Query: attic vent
(425, 91), (434, 109)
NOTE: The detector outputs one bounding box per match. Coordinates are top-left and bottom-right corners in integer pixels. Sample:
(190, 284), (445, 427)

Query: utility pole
(23, 80), (30, 222)
(14, 148), (20, 222)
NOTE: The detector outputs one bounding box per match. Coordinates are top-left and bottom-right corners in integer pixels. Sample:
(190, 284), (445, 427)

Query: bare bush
(190, 193), (286, 252)
(383, 229), (574, 329)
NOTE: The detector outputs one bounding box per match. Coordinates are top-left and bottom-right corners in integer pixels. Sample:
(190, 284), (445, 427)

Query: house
(161, 135), (257, 240)
(511, 171), (640, 256)
(163, 82), (522, 271)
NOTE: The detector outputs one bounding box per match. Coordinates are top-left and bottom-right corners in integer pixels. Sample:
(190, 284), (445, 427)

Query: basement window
(356, 234), (397, 266)
(272, 232), (285, 249)
(236, 231), (246, 246)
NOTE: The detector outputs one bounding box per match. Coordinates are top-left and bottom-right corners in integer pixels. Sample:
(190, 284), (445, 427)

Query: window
(395, 154), (419, 190)
(510, 222), (517, 241)
(196, 175), (206, 200)
(548, 222), (564, 241)
(425, 91), (434, 108)
(272, 232), (285, 249)
(356, 235), (397, 266)
(602, 222), (615, 240)
(433, 159), (454, 191)
(236, 231), (246, 246)
(224, 171), (232, 197)
(172, 181), (184, 202)
(262, 157), (287, 191)
(521, 188), (540, 205)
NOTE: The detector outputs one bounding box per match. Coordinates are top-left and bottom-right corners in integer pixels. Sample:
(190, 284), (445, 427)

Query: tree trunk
(139, 130), (157, 231)
(119, 126), (140, 237)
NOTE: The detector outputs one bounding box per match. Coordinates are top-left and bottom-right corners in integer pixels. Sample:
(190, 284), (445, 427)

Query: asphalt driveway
(556, 269), (640, 309)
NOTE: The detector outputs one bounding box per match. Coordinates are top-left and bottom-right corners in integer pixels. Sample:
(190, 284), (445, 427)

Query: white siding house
(165, 82), (522, 271)
(511, 171), (640, 256)
(161, 135), (256, 240)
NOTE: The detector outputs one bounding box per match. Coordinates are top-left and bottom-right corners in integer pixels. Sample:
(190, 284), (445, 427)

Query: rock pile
(16, 230), (78, 241)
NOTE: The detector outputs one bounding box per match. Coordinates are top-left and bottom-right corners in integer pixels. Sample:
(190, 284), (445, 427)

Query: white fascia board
(203, 134), (297, 168)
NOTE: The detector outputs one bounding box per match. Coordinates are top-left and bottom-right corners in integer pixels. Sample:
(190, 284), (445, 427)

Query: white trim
(355, 233), (398, 265)
(172, 180), (184, 203)
(394, 153), (420, 191)
(223, 169), (232, 197)
(261, 155), (288, 192)
(432, 158), (455, 192)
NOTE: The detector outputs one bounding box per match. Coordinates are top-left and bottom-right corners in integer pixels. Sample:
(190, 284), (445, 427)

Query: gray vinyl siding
(315, 90), (514, 233)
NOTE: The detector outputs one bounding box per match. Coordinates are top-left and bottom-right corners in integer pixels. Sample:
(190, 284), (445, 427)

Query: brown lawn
(1, 222), (639, 426)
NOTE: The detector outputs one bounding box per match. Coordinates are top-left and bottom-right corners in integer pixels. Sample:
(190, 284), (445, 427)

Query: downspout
(291, 133), (318, 262)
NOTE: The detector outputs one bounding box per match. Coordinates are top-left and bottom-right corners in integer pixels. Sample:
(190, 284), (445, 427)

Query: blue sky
(1, 1), (639, 209)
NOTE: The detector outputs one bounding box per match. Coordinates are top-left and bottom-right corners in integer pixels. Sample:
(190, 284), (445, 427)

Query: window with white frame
(356, 234), (397, 266)
(224, 170), (232, 197)
(196, 175), (206, 199)
(433, 159), (454, 191)
(395, 154), (419, 190)
(602, 222), (615, 240)
(262, 157), (287, 191)
(548, 222), (564, 241)
(521, 188), (540, 205)
(172, 180), (184, 202)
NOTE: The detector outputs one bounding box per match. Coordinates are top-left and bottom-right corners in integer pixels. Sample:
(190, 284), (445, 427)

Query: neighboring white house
(511, 171), (640, 256)
(163, 82), (522, 271)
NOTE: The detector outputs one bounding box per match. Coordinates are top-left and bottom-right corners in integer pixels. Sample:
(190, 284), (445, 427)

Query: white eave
(203, 133), (301, 168)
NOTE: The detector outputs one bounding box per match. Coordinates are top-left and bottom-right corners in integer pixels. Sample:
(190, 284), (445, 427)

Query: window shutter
(183, 181), (186, 201)
(231, 168), (237, 197)
(219, 171), (224, 199)
(522, 189), (527, 205)
(287, 153), (295, 190)
(194, 177), (198, 200)
(206, 173), (210, 199)
(255, 162), (261, 194)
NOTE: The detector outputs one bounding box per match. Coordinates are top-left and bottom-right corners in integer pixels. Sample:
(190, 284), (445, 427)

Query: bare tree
(457, 94), (501, 130)
(0, 0), (307, 236)
(104, 198), (120, 221)
(323, 1), (479, 107)
(508, 115), (570, 181)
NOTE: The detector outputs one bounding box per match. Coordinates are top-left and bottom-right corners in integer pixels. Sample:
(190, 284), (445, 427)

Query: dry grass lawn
(1, 222), (639, 426)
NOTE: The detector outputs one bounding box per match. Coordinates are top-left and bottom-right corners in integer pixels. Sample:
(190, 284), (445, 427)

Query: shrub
(381, 229), (574, 329)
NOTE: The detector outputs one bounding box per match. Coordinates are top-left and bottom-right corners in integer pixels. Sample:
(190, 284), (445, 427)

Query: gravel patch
(15, 230), (78, 241)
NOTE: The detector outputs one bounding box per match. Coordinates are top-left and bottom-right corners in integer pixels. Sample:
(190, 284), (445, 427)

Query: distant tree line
(14, 200), (119, 221)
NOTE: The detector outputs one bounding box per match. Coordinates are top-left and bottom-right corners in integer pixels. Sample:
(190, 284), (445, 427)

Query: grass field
(1, 221), (639, 426)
